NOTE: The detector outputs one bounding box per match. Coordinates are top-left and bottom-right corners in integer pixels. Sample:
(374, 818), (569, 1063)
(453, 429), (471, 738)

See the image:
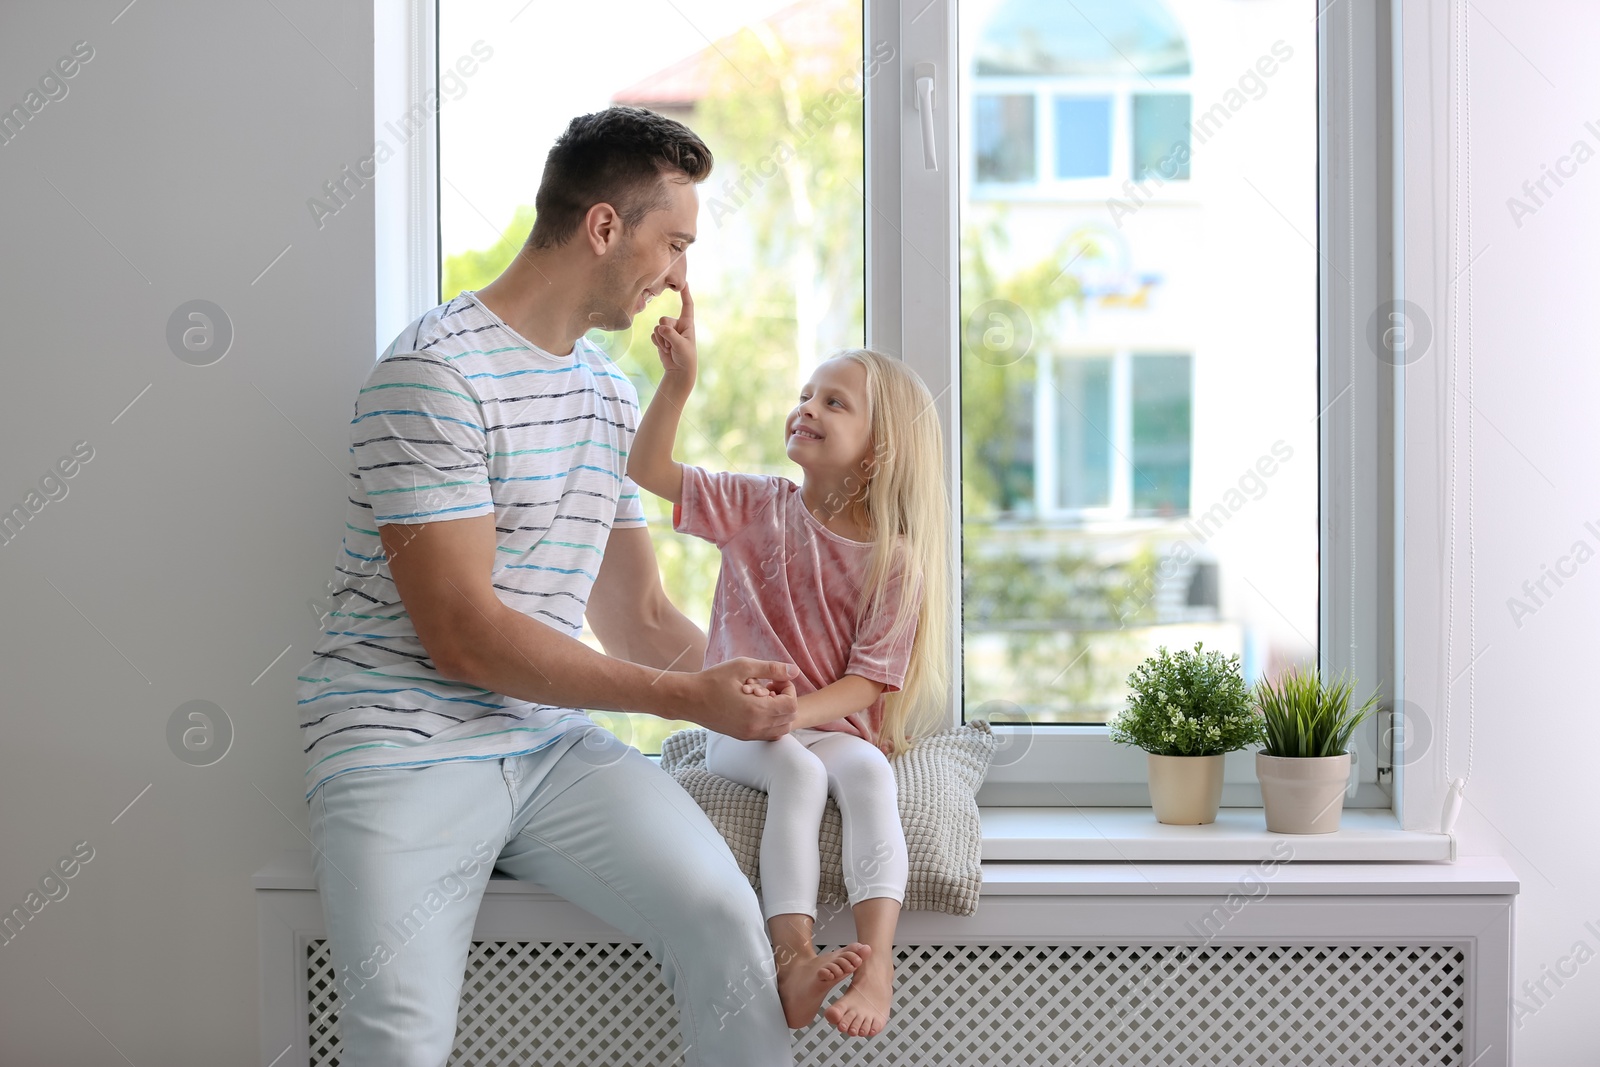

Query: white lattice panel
(304, 940), (1465, 1066)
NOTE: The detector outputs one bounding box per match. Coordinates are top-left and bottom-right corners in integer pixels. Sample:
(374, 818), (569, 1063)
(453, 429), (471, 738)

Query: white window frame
(385, 0), (1403, 820)
(373, 0), (440, 351)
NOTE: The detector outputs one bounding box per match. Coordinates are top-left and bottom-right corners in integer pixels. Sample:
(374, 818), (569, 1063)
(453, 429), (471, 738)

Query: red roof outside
(611, 0), (855, 109)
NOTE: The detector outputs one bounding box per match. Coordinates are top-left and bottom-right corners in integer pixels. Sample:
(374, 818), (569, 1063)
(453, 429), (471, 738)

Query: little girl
(627, 285), (949, 1039)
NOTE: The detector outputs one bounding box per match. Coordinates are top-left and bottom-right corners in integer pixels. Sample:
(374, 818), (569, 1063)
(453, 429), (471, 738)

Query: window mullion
(869, 0), (959, 729)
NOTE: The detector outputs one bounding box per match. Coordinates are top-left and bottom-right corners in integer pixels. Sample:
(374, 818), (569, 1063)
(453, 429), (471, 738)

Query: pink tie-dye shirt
(673, 465), (920, 745)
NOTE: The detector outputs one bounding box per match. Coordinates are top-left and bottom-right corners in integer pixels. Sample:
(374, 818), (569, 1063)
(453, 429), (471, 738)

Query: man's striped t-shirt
(294, 290), (646, 800)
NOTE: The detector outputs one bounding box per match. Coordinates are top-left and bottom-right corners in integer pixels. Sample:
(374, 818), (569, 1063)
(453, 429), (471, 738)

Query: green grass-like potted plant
(1109, 641), (1265, 825)
(1252, 664), (1381, 833)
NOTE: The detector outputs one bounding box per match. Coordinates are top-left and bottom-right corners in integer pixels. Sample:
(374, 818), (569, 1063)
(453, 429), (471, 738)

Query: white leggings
(706, 727), (908, 922)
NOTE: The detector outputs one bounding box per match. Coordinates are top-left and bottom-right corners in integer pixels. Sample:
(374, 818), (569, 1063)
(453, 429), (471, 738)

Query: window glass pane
(960, 0), (1317, 724)
(441, 0), (866, 753)
(1056, 355), (1112, 507)
(1132, 92), (1191, 180)
(958, 320), (1037, 516)
(1053, 96), (1112, 179)
(975, 93), (1036, 182)
(1130, 353), (1191, 515)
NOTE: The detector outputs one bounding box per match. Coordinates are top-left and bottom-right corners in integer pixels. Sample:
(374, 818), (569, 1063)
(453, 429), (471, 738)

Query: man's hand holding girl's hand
(688, 658), (796, 742)
(739, 683), (880, 745)
(650, 283), (697, 393)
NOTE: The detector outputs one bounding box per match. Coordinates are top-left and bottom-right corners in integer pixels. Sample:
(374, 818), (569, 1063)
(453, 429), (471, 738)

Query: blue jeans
(308, 723), (794, 1067)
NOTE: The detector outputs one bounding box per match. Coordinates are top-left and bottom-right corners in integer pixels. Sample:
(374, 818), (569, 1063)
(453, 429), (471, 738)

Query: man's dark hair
(528, 106), (713, 250)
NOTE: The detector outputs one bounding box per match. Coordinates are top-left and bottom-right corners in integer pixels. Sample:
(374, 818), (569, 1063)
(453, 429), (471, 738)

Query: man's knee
(687, 863), (765, 930)
(653, 864), (762, 957)
(684, 878), (779, 1008)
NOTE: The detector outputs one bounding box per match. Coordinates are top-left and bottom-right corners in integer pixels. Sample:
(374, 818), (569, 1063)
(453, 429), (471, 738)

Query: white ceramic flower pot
(1256, 752), (1351, 834)
(1146, 753), (1225, 825)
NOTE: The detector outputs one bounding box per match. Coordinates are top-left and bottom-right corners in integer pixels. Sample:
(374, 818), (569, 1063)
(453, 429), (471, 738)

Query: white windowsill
(978, 806), (1454, 862)
(966, 854), (1514, 896)
(251, 810), (1457, 899)
(253, 850), (1511, 897)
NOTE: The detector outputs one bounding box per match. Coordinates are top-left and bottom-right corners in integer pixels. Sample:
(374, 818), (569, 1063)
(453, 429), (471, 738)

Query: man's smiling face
(594, 175), (698, 331)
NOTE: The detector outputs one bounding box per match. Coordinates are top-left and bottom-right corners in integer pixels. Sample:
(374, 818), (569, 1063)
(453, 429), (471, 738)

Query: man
(295, 107), (867, 1066)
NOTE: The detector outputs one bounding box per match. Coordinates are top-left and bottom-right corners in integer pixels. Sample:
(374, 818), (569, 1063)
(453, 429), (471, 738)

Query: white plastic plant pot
(1146, 753), (1226, 825)
(1256, 752), (1352, 834)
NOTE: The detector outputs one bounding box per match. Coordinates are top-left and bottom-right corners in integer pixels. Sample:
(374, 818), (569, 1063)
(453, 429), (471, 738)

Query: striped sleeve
(350, 353), (494, 525)
(615, 474), (647, 529)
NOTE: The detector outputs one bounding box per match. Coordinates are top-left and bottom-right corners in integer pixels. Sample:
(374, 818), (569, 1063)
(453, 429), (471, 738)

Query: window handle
(913, 61), (938, 171)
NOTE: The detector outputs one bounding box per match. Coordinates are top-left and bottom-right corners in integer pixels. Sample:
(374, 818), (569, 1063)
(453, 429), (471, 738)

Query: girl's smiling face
(785, 357), (873, 475)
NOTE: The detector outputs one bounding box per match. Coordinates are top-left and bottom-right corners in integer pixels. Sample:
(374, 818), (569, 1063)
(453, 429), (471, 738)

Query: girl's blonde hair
(830, 348), (951, 758)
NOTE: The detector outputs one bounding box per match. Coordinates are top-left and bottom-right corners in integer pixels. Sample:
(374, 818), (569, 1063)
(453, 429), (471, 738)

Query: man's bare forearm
(631, 602), (708, 675)
(443, 599), (695, 722)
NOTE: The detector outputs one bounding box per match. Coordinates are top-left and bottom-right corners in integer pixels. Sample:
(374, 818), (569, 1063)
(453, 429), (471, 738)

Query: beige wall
(0, 2), (372, 1062)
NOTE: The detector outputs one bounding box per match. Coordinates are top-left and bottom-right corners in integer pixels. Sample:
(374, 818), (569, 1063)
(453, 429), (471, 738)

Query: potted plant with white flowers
(1109, 641), (1264, 825)
(1252, 664), (1380, 834)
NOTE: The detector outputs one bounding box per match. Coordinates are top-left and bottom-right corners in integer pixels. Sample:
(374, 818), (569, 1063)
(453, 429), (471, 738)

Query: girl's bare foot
(824, 953), (893, 1038)
(775, 942), (871, 1029)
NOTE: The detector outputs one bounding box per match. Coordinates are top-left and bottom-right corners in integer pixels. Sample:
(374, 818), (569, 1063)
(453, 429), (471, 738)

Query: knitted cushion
(658, 721), (995, 917)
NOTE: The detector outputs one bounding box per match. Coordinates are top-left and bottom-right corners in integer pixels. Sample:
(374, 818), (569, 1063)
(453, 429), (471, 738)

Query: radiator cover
(303, 938), (1466, 1066)
(256, 853), (1516, 1067)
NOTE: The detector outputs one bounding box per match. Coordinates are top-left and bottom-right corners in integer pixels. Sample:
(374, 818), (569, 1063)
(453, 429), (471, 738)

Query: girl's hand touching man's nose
(651, 283), (696, 387)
